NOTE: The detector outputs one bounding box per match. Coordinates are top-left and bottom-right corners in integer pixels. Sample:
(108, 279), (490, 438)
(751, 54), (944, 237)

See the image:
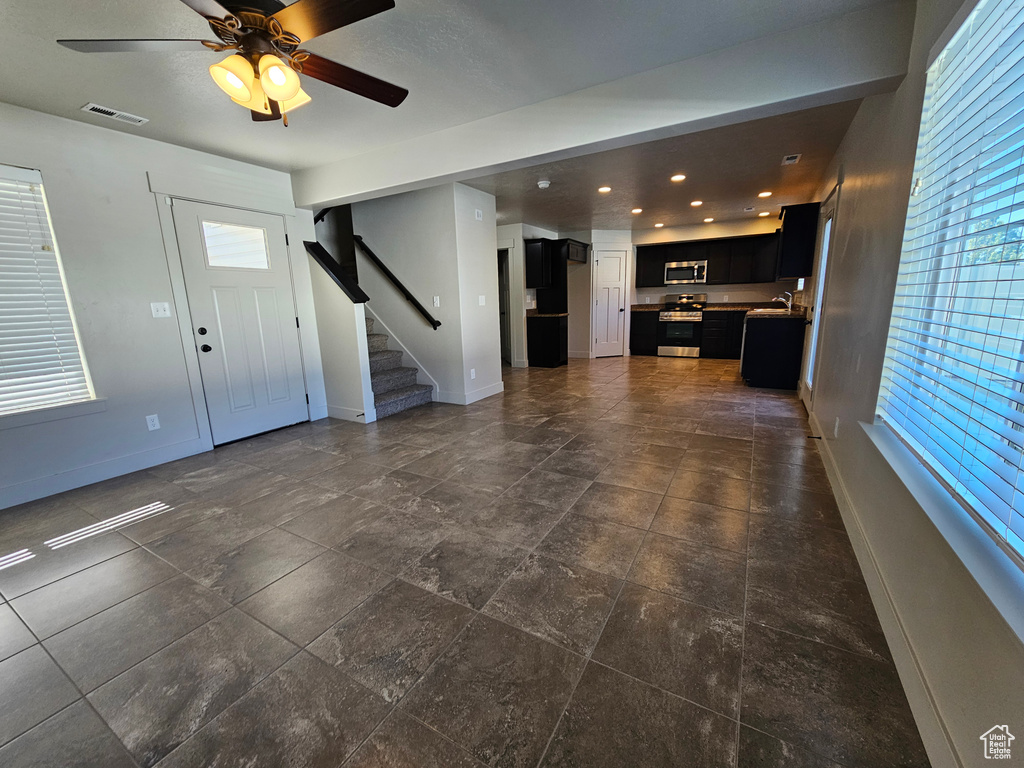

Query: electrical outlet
(644, 296), (650, 304)
(478, 295), (486, 306)
(475, 209), (483, 221)
(833, 417), (840, 439)
(433, 295), (440, 308)
(723, 294), (729, 302)
(146, 414), (161, 431)
(150, 302), (171, 318)
(470, 368), (476, 380)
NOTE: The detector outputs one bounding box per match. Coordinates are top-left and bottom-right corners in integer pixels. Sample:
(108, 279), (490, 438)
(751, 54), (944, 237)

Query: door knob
(200, 344), (212, 353)
(197, 327), (208, 335)
(619, 308), (625, 312)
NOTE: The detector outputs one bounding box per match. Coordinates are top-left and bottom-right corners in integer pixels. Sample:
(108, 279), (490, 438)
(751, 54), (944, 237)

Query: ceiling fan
(58, 0), (408, 125)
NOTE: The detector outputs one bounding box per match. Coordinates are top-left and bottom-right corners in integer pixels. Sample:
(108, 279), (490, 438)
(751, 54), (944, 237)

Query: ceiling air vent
(781, 153), (802, 165)
(80, 103), (149, 126)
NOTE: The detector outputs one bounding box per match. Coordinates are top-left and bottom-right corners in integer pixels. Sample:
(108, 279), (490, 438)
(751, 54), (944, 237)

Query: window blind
(0, 164), (94, 416)
(878, 0), (1024, 561)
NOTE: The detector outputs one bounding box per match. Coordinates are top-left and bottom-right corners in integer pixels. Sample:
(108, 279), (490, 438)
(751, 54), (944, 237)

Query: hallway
(0, 357), (929, 767)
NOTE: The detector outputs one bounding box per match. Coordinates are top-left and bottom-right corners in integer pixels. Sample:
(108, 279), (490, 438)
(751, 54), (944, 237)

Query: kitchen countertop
(743, 307), (807, 320)
(630, 304), (665, 311)
(526, 312), (569, 317)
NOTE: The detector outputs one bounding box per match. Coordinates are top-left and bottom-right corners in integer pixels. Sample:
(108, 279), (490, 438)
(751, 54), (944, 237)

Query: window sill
(0, 398), (108, 430)
(862, 420), (1024, 644)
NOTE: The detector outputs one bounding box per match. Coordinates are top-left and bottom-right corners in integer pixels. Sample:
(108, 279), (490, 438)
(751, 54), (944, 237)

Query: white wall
(453, 184), (503, 401)
(351, 184), (501, 405)
(307, 257), (376, 423)
(0, 102), (324, 509)
(806, 0), (1024, 765)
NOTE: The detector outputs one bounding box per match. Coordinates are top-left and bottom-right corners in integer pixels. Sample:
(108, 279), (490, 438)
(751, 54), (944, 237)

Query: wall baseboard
(437, 381), (504, 405)
(0, 437), (211, 510)
(325, 404), (372, 423)
(568, 349), (592, 358)
(809, 413), (961, 768)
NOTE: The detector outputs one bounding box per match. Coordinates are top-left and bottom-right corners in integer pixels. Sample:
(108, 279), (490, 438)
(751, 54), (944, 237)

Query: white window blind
(878, 0), (1024, 562)
(0, 164), (94, 416)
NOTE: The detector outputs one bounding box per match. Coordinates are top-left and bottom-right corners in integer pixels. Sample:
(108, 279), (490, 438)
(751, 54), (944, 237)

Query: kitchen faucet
(772, 291), (793, 311)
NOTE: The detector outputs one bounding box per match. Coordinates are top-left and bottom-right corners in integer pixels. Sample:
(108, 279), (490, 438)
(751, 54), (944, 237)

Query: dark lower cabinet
(527, 315), (568, 368)
(629, 310), (659, 356)
(700, 310), (745, 359)
(740, 316), (806, 389)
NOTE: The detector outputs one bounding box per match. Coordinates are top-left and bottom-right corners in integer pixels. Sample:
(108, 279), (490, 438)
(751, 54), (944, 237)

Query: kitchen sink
(747, 308), (791, 314)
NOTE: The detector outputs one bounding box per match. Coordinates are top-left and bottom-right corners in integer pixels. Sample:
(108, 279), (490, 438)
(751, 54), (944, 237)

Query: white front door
(592, 250), (627, 357)
(172, 200), (308, 445)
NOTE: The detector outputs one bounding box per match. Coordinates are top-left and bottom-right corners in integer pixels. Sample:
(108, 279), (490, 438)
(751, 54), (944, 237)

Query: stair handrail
(353, 235), (441, 330)
(303, 241), (369, 304)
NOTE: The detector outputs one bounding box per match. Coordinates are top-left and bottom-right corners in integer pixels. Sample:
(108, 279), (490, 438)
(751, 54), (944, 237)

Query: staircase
(365, 316), (434, 419)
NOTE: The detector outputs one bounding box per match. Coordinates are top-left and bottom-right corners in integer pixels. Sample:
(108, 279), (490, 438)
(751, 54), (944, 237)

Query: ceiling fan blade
(301, 53), (407, 107)
(176, 0), (233, 18)
(221, 0), (285, 15)
(58, 39), (205, 53)
(272, 0), (394, 43)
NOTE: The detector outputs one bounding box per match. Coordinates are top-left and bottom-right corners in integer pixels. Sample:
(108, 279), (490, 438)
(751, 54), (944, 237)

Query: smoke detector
(537, 180), (551, 190)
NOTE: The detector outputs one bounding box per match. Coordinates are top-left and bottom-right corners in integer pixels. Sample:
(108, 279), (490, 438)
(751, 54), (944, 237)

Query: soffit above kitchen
(463, 100), (861, 232)
(1, 0), (889, 172)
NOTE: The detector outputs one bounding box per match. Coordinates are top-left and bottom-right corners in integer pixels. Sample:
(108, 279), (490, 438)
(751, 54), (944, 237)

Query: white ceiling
(1, 0), (884, 172)
(463, 100), (861, 232)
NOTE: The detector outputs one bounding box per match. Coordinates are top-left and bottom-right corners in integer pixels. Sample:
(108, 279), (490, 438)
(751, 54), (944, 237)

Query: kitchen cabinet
(741, 315), (806, 388)
(629, 310), (659, 356)
(524, 238), (552, 288)
(777, 203), (820, 278)
(564, 239), (588, 263)
(700, 310), (745, 359)
(527, 315), (568, 367)
(635, 245), (667, 287)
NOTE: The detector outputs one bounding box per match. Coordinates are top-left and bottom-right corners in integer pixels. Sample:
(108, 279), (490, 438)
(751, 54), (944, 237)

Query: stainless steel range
(657, 293), (706, 357)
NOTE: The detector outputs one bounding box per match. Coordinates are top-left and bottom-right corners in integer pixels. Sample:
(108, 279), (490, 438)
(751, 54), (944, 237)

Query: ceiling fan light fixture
(280, 87), (312, 113)
(231, 78), (271, 114)
(210, 54), (254, 101)
(258, 55), (301, 102)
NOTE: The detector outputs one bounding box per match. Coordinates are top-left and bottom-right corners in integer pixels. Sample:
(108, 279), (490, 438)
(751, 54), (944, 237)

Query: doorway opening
(497, 248), (512, 365)
(803, 199), (836, 409)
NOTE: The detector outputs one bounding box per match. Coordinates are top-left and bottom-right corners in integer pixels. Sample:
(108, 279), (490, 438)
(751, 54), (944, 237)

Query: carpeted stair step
(365, 316), (375, 334)
(366, 332), (389, 353)
(374, 384), (433, 419)
(368, 349), (403, 373)
(371, 366), (419, 395)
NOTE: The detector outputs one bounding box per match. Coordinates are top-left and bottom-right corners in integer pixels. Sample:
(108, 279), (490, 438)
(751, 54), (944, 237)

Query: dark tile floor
(0, 357), (931, 768)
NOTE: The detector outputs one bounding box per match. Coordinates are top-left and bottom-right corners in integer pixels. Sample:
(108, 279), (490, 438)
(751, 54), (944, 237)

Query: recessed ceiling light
(758, 211), (770, 217)
(758, 191), (772, 198)
(690, 200), (702, 207)
(703, 217), (714, 223)
(631, 208), (643, 214)
(598, 186), (612, 193)
(654, 223), (664, 228)
(670, 174), (686, 182)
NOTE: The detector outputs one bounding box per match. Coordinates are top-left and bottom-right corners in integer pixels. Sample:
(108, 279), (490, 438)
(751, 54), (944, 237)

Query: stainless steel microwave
(665, 260), (707, 284)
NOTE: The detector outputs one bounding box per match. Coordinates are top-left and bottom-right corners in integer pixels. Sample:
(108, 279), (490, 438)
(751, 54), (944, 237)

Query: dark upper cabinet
(636, 244), (667, 287)
(706, 240), (732, 285)
(753, 234), (780, 282)
(728, 238), (755, 284)
(564, 239), (588, 263)
(777, 203), (821, 278)
(629, 310), (659, 356)
(524, 238), (551, 288)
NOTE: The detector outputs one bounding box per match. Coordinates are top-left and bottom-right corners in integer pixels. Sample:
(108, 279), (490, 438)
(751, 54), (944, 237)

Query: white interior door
(592, 250), (627, 357)
(800, 195), (838, 412)
(172, 199), (308, 445)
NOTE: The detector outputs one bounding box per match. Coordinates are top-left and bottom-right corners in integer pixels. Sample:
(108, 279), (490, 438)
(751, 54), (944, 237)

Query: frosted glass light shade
(209, 54), (254, 100)
(258, 55), (301, 101)
(231, 78), (271, 114)
(280, 88), (311, 113)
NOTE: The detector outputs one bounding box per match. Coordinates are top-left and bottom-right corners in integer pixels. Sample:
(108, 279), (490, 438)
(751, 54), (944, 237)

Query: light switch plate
(474, 209), (483, 221)
(478, 295), (486, 306)
(150, 302), (171, 318)
(433, 296), (440, 307)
